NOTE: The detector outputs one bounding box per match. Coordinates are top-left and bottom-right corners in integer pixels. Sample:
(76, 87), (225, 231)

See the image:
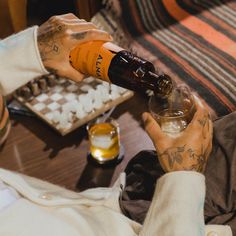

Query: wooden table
(0, 94), (154, 191)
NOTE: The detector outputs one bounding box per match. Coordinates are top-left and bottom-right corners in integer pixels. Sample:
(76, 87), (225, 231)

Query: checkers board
(15, 76), (133, 135)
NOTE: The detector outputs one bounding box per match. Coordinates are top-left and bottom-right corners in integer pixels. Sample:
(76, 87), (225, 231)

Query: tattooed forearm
(159, 145), (186, 169)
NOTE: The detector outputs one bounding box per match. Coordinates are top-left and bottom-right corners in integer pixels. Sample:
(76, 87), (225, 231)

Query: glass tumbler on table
(87, 117), (120, 164)
(149, 85), (196, 136)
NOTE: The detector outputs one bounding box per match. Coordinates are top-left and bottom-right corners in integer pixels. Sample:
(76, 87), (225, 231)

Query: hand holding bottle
(143, 95), (213, 173)
(37, 13), (112, 82)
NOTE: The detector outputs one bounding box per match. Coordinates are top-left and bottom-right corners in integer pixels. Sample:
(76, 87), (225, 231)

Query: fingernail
(142, 112), (148, 123)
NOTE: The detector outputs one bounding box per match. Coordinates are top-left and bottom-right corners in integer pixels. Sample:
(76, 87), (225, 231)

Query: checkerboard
(15, 76), (133, 135)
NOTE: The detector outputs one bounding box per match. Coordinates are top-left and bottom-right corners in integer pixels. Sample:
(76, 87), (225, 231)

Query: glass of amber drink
(87, 117), (120, 163)
(149, 85), (195, 136)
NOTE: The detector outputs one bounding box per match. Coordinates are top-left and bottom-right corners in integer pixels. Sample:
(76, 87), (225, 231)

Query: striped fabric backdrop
(94, 0), (236, 117)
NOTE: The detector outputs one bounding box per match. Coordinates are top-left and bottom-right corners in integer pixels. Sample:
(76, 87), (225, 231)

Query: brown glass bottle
(69, 41), (173, 97)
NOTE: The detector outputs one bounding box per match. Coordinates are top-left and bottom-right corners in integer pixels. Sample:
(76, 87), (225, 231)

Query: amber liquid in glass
(88, 123), (120, 162)
(157, 92), (195, 134)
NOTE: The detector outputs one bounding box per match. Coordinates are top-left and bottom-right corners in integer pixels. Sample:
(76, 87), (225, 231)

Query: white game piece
(102, 83), (111, 94)
(96, 84), (105, 92)
(80, 84), (93, 92)
(83, 101), (93, 113)
(52, 110), (61, 123)
(111, 84), (119, 93)
(96, 85), (110, 103)
(75, 104), (83, 113)
(33, 103), (46, 111)
(67, 84), (78, 92)
(51, 93), (63, 101)
(36, 94), (48, 102)
(101, 91), (111, 103)
(93, 97), (103, 109)
(101, 81), (110, 88)
(78, 94), (90, 106)
(61, 105), (70, 114)
(65, 93), (76, 101)
(58, 78), (66, 84)
(57, 120), (72, 130)
(52, 85), (63, 93)
(87, 89), (96, 101)
(84, 77), (95, 83)
(68, 101), (80, 113)
(117, 86), (127, 95)
(45, 112), (54, 121)
(79, 93), (93, 113)
(48, 102), (60, 111)
(75, 103), (87, 119)
(57, 112), (72, 129)
(69, 80), (76, 85)
(66, 111), (73, 122)
(110, 90), (120, 100)
(75, 110), (86, 119)
(63, 101), (79, 113)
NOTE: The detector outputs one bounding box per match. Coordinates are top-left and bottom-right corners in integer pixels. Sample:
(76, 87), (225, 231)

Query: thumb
(58, 64), (85, 82)
(142, 112), (166, 144)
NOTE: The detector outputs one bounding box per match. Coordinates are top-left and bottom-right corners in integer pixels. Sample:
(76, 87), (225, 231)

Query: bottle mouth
(155, 74), (174, 97)
(146, 72), (174, 98)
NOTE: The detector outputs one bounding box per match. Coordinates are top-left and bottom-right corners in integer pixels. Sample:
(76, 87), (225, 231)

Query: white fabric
(0, 26), (48, 95)
(0, 168), (232, 236)
(0, 181), (20, 212)
(0, 188), (20, 211)
(141, 171), (205, 236)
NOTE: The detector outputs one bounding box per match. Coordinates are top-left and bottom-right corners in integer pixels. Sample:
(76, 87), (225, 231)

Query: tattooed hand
(37, 13), (112, 82)
(143, 95), (213, 173)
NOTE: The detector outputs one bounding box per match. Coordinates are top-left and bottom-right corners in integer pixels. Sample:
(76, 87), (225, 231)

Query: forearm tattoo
(38, 25), (65, 61)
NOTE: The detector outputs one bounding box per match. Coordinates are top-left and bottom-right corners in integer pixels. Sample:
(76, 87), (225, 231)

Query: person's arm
(139, 96), (232, 235)
(0, 26), (46, 95)
(0, 14), (112, 95)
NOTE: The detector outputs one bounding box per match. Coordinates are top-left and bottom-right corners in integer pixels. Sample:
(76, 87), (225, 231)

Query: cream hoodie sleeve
(140, 171), (232, 236)
(0, 26), (48, 95)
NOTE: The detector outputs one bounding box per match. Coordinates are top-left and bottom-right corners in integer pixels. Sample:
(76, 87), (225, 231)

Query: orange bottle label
(70, 41), (123, 82)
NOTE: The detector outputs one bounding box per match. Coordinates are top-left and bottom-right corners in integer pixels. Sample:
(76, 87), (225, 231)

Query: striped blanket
(93, 0), (236, 117)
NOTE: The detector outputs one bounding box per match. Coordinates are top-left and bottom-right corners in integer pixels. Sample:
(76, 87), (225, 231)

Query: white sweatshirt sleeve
(140, 171), (206, 236)
(0, 26), (48, 95)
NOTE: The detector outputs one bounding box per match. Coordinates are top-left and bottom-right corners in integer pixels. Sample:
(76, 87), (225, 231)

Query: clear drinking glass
(149, 85), (195, 135)
(87, 117), (120, 163)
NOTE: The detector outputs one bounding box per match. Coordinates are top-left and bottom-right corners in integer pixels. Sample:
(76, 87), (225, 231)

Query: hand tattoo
(38, 24), (66, 61)
(198, 114), (208, 127)
(186, 145), (208, 172)
(159, 144), (209, 172)
(198, 113), (210, 139)
(159, 145), (185, 169)
(72, 32), (88, 40)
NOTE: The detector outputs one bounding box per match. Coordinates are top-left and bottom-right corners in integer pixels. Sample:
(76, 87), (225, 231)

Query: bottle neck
(142, 71), (173, 97)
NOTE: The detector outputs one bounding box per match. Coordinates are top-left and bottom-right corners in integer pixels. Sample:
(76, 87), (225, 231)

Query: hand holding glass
(149, 85), (195, 135)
